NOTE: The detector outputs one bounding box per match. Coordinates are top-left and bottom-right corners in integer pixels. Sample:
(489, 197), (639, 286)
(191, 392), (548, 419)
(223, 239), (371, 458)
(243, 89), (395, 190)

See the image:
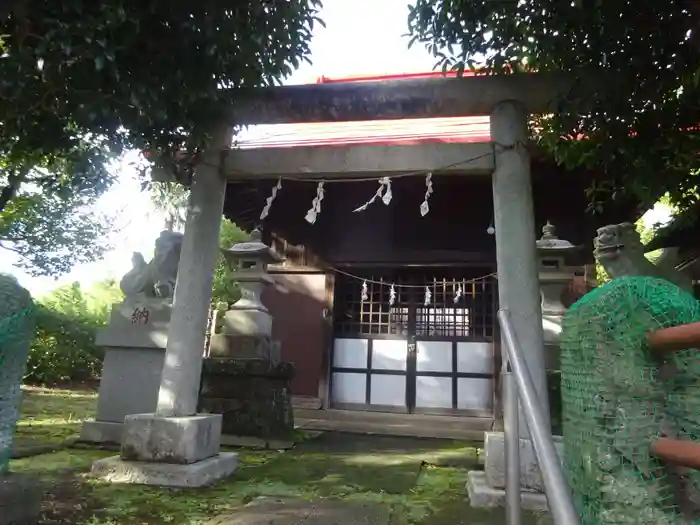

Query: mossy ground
(13, 387), (548, 525)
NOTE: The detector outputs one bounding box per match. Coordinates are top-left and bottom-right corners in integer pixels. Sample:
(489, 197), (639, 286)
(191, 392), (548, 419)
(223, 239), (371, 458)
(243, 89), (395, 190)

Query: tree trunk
(0, 167), (29, 214)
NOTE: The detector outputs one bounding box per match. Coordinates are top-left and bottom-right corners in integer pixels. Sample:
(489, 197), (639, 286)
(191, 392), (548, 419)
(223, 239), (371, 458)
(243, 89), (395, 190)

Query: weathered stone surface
(91, 345), (166, 419)
(200, 358), (294, 440)
(467, 471), (549, 513)
(80, 420), (123, 444)
(208, 335), (280, 361)
(220, 308), (273, 339)
(484, 431), (564, 492)
(91, 452), (237, 488)
(0, 473), (43, 525)
(219, 434), (294, 450)
(96, 300), (171, 348)
(120, 414), (222, 464)
(594, 222), (692, 292)
(202, 358), (294, 382)
(204, 497), (390, 525)
(120, 231), (184, 299)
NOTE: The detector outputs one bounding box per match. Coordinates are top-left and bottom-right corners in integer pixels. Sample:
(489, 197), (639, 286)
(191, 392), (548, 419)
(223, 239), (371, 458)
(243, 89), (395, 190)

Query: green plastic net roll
(0, 274), (34, 474)
(560, 276), (700, 525)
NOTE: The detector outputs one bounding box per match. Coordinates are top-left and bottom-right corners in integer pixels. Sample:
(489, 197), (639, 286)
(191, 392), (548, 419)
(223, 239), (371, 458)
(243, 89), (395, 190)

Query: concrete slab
(120, 413), (222, 464)
(204, 497), (390, 525)
(0, 473), (43, 525)
(91, 452), (238, 488)
(466, 471), (549, 513)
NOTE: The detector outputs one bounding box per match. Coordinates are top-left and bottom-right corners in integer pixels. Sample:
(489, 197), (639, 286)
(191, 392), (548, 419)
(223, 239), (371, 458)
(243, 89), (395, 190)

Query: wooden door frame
(319, 271), (335, 409)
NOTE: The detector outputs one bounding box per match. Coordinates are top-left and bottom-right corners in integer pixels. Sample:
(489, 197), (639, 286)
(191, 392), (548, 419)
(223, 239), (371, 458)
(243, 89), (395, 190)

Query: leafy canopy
(0, 0), (322, 275)
(407, 1), (700, 212)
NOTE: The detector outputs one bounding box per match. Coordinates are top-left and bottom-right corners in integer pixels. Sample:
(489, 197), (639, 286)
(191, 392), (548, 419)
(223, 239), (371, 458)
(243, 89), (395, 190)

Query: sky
(0, 0), (672, 295)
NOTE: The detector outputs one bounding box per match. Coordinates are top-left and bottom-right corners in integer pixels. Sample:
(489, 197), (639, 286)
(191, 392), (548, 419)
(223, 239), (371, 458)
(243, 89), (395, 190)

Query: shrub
(24, 280), (120, 386)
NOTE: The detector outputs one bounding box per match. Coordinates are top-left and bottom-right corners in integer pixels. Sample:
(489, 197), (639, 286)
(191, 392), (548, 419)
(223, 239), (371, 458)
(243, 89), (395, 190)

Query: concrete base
(219, 434), (295, 450)
(0, 473), (43, 525)
(467, 471), (549, 513)
(120, 413), (222, 464)
(484, 431), (564, 492)
(80, 420), (123, 444)
(91, 452), (238, 488)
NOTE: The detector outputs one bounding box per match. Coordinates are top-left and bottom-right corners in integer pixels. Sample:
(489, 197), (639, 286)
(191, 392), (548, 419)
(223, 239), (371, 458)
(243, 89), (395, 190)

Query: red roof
(236, 71), (492, 149)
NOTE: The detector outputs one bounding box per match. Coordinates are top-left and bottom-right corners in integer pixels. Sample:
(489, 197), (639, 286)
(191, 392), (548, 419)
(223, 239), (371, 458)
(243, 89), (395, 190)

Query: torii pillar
(490, 99), (550, 429)
(91, 125), (239, 487)
(468, 100), (558, 512)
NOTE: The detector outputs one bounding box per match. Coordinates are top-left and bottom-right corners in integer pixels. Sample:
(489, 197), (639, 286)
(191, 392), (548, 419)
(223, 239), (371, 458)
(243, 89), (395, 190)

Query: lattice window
(334, 272), (411, 335)
(415, 306), (470, 337)
(333, 269), (496, 339)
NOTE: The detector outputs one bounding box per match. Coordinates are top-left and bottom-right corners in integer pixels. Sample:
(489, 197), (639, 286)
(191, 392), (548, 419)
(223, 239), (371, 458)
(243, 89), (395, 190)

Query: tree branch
(0, 240), (24, 256)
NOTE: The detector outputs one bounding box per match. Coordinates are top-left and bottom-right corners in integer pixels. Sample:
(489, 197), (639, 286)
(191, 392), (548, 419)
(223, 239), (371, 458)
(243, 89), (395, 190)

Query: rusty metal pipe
(647, 321), (700, 354)
(651, 437), (700, 470)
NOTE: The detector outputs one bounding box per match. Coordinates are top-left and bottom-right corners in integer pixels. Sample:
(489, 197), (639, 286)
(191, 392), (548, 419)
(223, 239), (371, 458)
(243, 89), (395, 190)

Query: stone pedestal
(199, 229), (295, 445)
(467, 431), (564, 512)
(199, 358), (295, 441)
(209, 334), (281, 362)
(91, 413), (237, 487)
(80, 300), (171, 444)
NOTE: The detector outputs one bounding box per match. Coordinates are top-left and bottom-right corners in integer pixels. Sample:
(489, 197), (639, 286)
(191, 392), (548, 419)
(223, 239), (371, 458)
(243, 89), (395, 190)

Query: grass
(13, 386), (97, 454)
(12, 387), (549, 525)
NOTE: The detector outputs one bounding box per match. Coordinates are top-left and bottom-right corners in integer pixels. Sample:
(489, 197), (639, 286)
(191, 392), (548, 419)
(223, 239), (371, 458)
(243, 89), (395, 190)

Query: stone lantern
(200, 228), (295, 443)
(536, 221), (580, 345)
(209, 228), (284, 361)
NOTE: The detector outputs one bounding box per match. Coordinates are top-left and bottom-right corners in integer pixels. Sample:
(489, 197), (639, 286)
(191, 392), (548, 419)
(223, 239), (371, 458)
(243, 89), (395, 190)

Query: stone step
(295, 408), (493, 427)
(291, 396), (322, 410)
(294, 409), (493, 441)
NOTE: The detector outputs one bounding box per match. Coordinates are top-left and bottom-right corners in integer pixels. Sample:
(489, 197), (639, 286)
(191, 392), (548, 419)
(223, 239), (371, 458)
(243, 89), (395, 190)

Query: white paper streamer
(389, 284), (396, 306)
(259, 178), (282, 220)
(381, 178), (393, 205)
(361, 280), (369, 302)
(454, 284), (463, 303)
(420, 172), (433, 217)
(424, 286), (432, 306)
(305, 181), (325, 224)
(353, 177), (392, 212)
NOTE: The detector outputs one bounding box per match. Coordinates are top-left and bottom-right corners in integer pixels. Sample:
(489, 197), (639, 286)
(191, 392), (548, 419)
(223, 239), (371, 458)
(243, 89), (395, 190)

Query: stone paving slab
(204, 497), (390, 525)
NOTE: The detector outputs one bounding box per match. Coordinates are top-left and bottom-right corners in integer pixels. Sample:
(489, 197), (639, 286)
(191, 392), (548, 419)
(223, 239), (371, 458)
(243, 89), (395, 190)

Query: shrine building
(220, 71), (642, 435)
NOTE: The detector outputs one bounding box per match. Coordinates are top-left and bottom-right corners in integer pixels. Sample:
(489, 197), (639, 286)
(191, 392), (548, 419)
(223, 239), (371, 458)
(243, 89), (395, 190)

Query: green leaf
(404, 0), (700, 211)
(0, 0), (321, 275)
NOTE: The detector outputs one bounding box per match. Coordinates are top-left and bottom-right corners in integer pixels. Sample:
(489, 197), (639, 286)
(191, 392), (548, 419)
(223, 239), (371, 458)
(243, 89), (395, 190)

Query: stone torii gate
(93, 71), (587, 488)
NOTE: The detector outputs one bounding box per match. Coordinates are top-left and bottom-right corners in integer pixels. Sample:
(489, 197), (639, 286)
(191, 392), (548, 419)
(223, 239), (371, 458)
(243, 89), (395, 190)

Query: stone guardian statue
(119, 230), (184, 300)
